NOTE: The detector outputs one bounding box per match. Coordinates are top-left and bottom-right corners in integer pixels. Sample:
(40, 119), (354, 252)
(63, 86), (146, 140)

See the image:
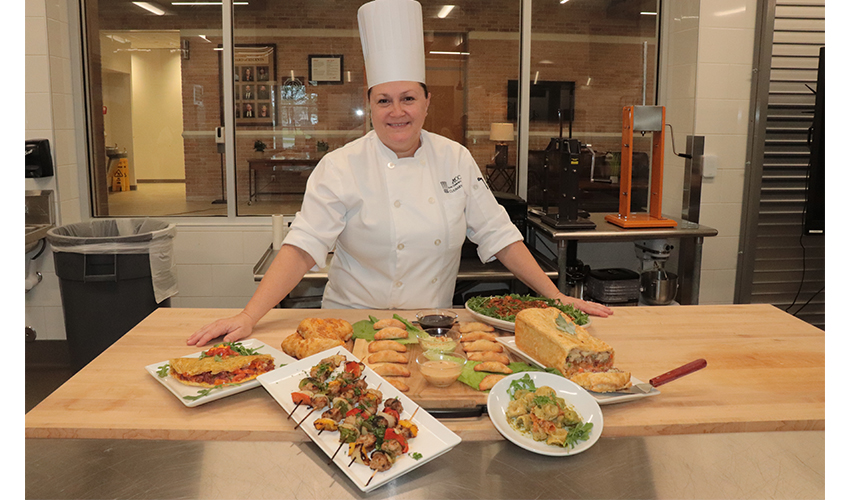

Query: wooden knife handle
(650, 359), (707, 387)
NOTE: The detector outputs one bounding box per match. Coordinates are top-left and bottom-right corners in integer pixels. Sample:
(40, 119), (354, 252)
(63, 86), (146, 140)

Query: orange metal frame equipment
(604, 106), (677, 229)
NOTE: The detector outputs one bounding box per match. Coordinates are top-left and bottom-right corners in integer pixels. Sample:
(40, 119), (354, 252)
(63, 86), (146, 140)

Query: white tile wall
(691, 0), (758, 304)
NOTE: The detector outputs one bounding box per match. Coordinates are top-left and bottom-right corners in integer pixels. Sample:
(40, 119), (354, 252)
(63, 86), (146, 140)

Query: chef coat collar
(371, 129), (427, 162)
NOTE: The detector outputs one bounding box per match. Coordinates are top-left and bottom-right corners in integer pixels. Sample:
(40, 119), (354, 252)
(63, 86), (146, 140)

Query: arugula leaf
(156, 364), (170, 378)
(410, 452), (423, 460)
(563, 422), (594, 449)
(555, 315), (577, 335)
(507, 373), (536, 399)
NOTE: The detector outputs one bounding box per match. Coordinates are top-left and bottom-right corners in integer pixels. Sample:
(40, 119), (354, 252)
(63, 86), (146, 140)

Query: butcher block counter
(25, 304), (826, 499)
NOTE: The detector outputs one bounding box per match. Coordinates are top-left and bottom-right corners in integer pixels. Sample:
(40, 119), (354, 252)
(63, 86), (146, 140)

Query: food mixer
(634, 239), (678, 305)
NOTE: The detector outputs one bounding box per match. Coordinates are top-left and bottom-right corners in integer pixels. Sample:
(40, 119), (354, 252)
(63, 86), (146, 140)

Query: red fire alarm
(103, 106), (107, 115)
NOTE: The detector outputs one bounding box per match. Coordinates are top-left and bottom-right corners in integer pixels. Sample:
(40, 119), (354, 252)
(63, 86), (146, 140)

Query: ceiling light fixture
(560, 0), (569, 4)
(437, 5), (455, 18)
(640, 11), (657, 16)
(429, 50), (469, 56)
(133, 2), (166, 15)
(171, 2), (249, 5)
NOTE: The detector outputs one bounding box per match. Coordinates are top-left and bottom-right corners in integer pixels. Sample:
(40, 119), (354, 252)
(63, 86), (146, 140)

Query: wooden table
(24, 304), (825, 499)
(25, 304), (824, 441)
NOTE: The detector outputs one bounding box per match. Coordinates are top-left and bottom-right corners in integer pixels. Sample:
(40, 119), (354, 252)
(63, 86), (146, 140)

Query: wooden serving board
(351, 324), (521, 411)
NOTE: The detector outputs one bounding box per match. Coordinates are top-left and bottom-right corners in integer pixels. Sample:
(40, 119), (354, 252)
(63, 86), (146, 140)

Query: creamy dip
(419, 359), (464, 387)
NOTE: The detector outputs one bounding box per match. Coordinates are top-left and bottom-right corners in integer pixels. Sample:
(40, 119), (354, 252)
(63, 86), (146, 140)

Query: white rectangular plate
(257, 347), (462, 492)
(494, 336), (660, 405)
(145, 339), (295, 407)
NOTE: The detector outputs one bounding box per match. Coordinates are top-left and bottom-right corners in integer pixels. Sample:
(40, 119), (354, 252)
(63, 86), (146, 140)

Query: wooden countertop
(25, 304), (824, 442)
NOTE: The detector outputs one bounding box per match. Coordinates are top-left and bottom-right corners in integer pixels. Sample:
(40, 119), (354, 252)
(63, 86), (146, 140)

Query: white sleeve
(460, 149), (523, 263)
(282, 157), (348, 271)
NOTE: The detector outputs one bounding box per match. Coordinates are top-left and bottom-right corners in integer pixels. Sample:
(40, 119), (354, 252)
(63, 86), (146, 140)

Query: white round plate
(486, 372), (603, 456)
(464, 302), (591, 333)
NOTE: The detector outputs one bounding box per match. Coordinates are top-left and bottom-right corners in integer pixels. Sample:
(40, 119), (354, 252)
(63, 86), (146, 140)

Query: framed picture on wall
(308, 54), (343, 85)
(220, 44), (277, 126)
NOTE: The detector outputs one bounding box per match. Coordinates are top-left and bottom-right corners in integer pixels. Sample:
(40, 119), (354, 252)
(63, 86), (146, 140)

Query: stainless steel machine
(634, 239), (678, 305)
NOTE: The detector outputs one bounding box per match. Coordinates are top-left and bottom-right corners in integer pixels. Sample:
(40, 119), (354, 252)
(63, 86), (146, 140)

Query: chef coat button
(428, 197), (435, 204)
(473, 184), (479, 190)
(419, 160), (425, 166)
(431, 277), (438, 284)
(397, 243), (404, 250)
(387, 162), (395, 169)
(434, 239), (441, 246)
(394, 200), (401, 208)
(395, 281), (403, 288)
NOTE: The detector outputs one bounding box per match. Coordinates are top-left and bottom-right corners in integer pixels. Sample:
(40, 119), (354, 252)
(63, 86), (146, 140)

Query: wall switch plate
(702, 154), (717, 179)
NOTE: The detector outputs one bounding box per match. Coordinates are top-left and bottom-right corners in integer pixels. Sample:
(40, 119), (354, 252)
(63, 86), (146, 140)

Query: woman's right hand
(187, 311), (256, 347)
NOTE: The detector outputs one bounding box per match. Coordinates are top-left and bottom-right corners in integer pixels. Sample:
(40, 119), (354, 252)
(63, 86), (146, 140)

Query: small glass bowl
(416, 350), (467, 388)
(418, 327), (459, 353)
(416, 309), (458, 329)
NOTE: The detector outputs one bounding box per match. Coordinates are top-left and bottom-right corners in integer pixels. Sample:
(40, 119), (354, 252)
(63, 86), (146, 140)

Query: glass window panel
(84, 1), (226, 217)
(527, 0), (660, 214)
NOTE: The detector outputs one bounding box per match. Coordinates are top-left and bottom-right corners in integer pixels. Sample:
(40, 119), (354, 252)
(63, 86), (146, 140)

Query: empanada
(473, 361), (512, 374)
(373, 318), (406, 330)
(366, 351), (409, 364)
(460, 331), (497, 342)
(467, 352), (511, 365)
(369, 363), (411, 377)
(384, 377), (410, 392)
(367, 340), (408, 353)
(374, 327), (408, 340)
(297, 318), (353, 342)
(462, 340), (503, 352)
(478, 374), (506, 391)
(459, 322), (495, 333)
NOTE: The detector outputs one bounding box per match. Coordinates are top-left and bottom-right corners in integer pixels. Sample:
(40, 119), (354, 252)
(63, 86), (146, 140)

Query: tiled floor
(105, 182), (304, 217)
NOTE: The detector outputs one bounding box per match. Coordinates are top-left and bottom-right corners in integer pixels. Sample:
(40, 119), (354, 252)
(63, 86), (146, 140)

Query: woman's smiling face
(369, 81), (430, 158)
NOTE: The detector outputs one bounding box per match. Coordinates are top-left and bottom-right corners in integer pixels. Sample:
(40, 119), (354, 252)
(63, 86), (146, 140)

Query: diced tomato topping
(346, 408), (363, 418)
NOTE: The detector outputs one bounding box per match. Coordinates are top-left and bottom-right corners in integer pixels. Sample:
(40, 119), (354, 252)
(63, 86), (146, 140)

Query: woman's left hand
(555, 293), (613, 318)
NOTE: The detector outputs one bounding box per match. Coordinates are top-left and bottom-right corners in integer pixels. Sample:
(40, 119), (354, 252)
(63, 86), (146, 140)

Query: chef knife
(620, 358), (707, 394)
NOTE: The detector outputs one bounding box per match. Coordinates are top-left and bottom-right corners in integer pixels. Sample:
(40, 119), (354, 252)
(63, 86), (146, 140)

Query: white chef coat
(283, 130), (522, 309)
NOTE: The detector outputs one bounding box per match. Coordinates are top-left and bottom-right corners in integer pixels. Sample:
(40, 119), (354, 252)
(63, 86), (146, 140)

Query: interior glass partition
(526, 0), (660, 214)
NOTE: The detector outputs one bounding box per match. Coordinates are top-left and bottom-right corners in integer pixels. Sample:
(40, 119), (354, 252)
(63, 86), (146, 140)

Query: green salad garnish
(466, 294), (589, 325)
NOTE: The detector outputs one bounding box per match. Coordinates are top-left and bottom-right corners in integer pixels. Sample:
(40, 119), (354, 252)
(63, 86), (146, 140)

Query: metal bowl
(640, 270), (678, 305)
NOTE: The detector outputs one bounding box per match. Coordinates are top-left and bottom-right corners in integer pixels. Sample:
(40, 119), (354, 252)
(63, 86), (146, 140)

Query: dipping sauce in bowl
(416, 309), (458, 329)
(419, 327), (458, 353)
(416, 350), (467, 388)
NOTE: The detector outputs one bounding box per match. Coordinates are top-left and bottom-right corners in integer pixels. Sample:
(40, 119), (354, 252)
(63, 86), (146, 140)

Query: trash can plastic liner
(47, 219), (177, 304)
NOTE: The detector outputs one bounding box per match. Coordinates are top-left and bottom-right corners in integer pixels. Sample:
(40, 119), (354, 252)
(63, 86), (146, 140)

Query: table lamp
(490, 123), (514, 167)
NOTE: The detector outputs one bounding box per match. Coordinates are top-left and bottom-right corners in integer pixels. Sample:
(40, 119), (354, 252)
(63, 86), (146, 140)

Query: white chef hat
(357, 0), (426, 89)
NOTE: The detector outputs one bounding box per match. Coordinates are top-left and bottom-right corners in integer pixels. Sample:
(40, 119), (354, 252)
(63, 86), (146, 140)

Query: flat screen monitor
(507, 80), (575, 123)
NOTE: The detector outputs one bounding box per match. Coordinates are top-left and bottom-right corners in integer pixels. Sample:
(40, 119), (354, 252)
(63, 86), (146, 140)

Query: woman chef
(188, 0), (612, 347)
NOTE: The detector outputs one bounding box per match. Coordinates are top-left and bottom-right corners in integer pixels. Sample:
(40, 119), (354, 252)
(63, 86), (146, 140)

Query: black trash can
(47, 219), (177, 372)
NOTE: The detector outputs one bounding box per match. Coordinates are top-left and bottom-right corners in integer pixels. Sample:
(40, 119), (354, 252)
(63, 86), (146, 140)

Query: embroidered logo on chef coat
(440, 175), (462, 193)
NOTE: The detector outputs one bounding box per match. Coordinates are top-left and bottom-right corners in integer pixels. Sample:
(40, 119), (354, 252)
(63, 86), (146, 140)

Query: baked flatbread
(367, 340), (408, 353)
(466, 352), (511, 365)
(169, 354), (275, 388)
(570, 370), (632, 393)
(473, 362), (512, 374)
(297, 318), (353, 342)
(459, 322), (495, 333)
(366, 351), (409, 364)
(515, 308), (614, 377)
(478, 374), (506, 391)
(374, 327), (408, 340)
(462, 340), (503, 352)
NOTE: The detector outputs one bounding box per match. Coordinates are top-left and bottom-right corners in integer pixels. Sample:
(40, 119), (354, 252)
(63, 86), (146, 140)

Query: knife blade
(620, 358), (707, 394)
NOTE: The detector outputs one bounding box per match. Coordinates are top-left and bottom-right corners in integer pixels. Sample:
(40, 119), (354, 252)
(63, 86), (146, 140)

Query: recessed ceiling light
(437, 5), (455, 18)
(133, 2), (165, 15)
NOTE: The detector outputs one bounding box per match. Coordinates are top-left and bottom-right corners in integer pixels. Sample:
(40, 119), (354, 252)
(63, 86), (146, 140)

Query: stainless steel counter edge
(25, 431), (824, 499)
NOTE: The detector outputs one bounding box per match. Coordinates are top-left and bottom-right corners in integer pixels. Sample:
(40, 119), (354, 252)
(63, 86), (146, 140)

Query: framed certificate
(308, 54), (343, 85)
